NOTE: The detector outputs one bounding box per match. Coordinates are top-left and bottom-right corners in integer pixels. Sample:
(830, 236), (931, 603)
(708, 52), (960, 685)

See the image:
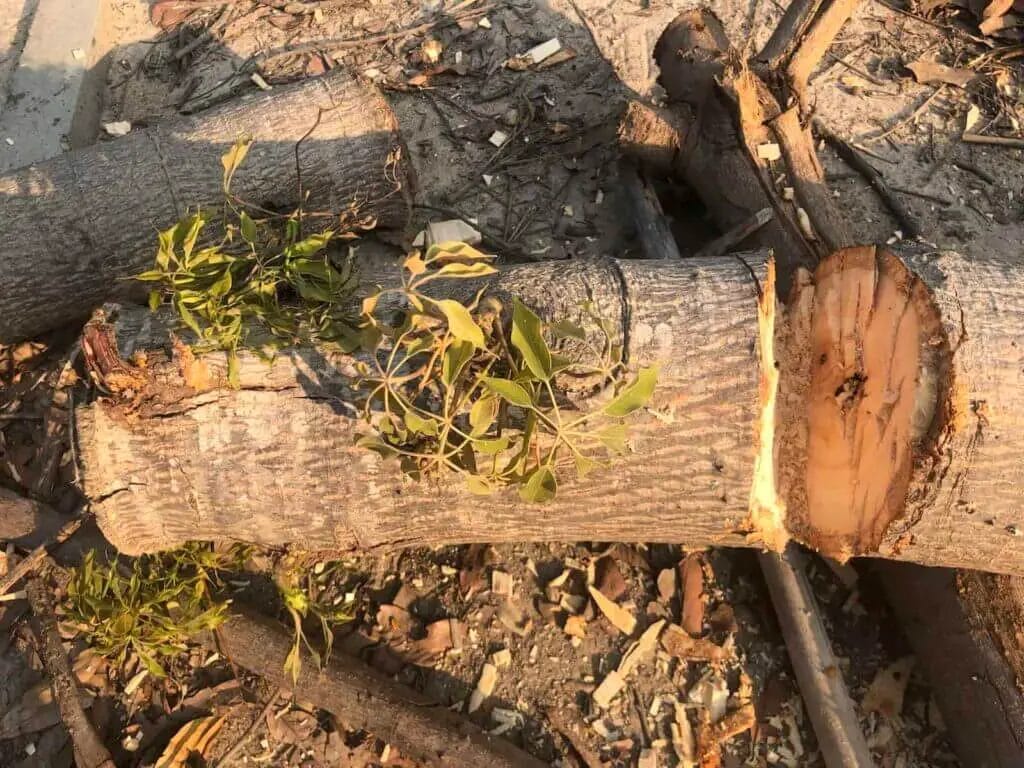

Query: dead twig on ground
(953, 158), (996, 184)
(962, 133), (1024, 148)
(0, 509), (87, 597)
(815, 120), (923, 237)
(864, 85), (945, 144)
(215, 689), (283, 767)
(26, 572), (115, 768)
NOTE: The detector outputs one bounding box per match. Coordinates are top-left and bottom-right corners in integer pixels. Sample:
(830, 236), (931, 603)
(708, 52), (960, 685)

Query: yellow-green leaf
(148, 290), (161, 311)
(404, 410), (439, 436)
(597, 423), (629, 454)
(551, 319), (587, 341)
(239, 211), (258, 243)
(574, 452), (600, 479)
(442, 340), (474, 387)
(469, 394), (499, 435)
(511, 298), (551, 380)
(482, 377), (533, 408)
(520, 466), (557, 503)
(473, 435), (511, 455)
(433, 299), (485, 348)
(425, 241), (491, 264)
(433, 261), (498, 279)
(221, 136), (252, 192)
(466, 476), (496, 495)
(404, 252), (427, 276)
(604, 366), (658, 417)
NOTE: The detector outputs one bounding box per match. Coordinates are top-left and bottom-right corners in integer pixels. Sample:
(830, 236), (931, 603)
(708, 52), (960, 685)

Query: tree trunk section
(0, 71), (413, 344)
(76, 255), (771, 555)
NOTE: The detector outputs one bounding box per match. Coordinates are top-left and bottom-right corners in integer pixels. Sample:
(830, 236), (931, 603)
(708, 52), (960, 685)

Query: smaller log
(619, 161), (681, 260)
(0, 70), (413, 344)
(760, 545), (872, 768)
(617, 100), (689, 177)
(214, 607), (548, 768)
(876, 562), (1024, 768)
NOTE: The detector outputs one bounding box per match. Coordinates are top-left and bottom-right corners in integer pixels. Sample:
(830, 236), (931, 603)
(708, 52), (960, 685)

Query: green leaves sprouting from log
(137, 137), (361, 385)
(138, 138), (657, 503)
(354, 243), (659, 503)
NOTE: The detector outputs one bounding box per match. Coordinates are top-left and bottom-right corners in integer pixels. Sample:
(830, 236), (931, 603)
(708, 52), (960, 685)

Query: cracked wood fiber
(0, 70), (412, 344)
(77, 256), (770, 555)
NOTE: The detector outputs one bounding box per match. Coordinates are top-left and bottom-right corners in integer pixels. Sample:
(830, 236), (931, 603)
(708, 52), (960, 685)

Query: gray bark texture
(76, 255), (768, 555)
(0, 70), (413, 344)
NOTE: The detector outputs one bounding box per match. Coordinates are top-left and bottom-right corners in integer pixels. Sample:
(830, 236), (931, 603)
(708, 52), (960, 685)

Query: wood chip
(497, 599), (533, 637)
(660, 623), (727, 661)
(696, 703), (756, 767)
(679, 555), (706, 637)
(592, 670), (625, 709)
(862, 657), (914, 719)
(595, 558), (627, 601)
(757, 143), (782, 161)
(618, 620), (665, 677)
(488, 130), (509, 147)
(638, 747), (658, 768)
(588, 585), (637, 635)
(491, 648), (512, 669)
(907, 60), (976, 89)
(491, 570), (513, 597)
(468, 662), (498, 713)
(564, 614), (587, 639)
(672, 701), (696, 766)
(657, 569), (676, 602)
(526, 38), (562, 64)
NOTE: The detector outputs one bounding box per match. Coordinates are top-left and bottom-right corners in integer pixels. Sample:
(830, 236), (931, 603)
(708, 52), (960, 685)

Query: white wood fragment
(468, 662), (498, 713)
(427, 219), (481, 246)
(482, 174), (494, 185)
(489, 130), (509, 147)
(618, 619), (665, 677)
(588, 585), (637, 635)
(102, 121), (131, 137)
(412, 230), (426, 247)
(757, 143), (782, 161)
(526, 38), (562, 64)
(592, 670), (625, 709)
(492, 648), (512, 669)
(250, 73), (273, 91)
(71, 49), (85, 61)
(638, 748), (658, 768)
(492, 570), (513, 596)
(478, 17), (492, 29)
(782, 186), (795, 201)
(796, 207), (815, 240)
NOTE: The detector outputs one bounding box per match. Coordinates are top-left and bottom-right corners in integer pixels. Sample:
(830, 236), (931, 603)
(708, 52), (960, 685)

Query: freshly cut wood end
(617, 101), (688, 175)
(781, 246), (949, 560)
(748, 258), (788, 551)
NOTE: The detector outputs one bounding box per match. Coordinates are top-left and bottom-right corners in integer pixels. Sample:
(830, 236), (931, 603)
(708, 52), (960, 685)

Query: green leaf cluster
(354, 242), (658, 502)
(64, 543), (250, 677)
(137, 137), (360, 385)
(275, 560), (353, 683)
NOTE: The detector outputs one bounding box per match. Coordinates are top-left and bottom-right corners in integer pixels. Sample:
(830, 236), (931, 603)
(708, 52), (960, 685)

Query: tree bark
(875, 562), (1024, 768)
(76, 255), (771, 555)
(0, 70), (413, 344)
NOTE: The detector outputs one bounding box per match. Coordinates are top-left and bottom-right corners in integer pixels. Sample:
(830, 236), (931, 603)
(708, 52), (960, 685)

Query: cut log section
(73, 245), (1024, 574)
(0, 71), (413, 344)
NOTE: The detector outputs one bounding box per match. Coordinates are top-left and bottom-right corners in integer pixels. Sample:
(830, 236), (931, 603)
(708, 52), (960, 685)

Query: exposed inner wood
(786, 246), (946, 559)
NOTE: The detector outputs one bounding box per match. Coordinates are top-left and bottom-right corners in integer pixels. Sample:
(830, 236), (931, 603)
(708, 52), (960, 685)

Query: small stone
(103, 121), (132, 137)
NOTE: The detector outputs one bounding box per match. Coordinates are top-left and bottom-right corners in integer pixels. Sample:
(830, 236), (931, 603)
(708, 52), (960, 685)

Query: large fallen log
(73, 244), (1024, 574)
(0, 71), (413, 344)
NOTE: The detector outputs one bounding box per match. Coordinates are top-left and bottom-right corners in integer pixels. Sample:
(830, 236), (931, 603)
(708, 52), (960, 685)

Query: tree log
(0, 70), (413, 344)
(70, 244), (1024, 575)
(78, 255), (771, 555)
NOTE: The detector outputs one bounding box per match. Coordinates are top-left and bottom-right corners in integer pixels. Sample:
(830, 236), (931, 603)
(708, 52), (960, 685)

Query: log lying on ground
(74, 245), (1024, 574)
(0, 70), (413, 344)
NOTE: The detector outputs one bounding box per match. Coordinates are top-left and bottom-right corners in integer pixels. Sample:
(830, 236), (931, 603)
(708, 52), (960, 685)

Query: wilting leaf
(511, 299), (552, 380)
(404, 252), (427, 275)
(155, 715), (224, 768)
(604, 366), (658, 417)
(466, 475), (496, 495)
(482, 377), (533, 408)
(473, 435), (511, 455)
(425, 241), (492, 263)
(433, 299), (485, 348)
(221, 136), (252, 192)
(520, 465), (557, 503)
(433, 261), (498, 278)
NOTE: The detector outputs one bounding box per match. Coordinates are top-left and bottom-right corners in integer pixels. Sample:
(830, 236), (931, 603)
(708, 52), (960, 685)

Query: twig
(962, 133), (1024, 148)
(294, 106), (334, 238)
(215, 689), (282, 767)
(173, 4), (232, 60)
(816, 120), (923, 237)
(828, 51), (892, 88)
(26, 573), (116, 768)
(953, 159), (995, 184)
(692, 208), (774, 259)
(863, 85), (945, 144)
(889, 185), (952, 206)
(0, 510), (87, 597)
(759, 545), (874, 767)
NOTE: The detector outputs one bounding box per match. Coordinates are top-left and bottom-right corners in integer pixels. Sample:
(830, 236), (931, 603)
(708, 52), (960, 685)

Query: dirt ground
(4, 0), (1024, 764)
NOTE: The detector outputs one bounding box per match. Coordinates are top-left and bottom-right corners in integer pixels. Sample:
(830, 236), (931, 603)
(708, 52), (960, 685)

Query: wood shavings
(618, 620), (665, 677)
